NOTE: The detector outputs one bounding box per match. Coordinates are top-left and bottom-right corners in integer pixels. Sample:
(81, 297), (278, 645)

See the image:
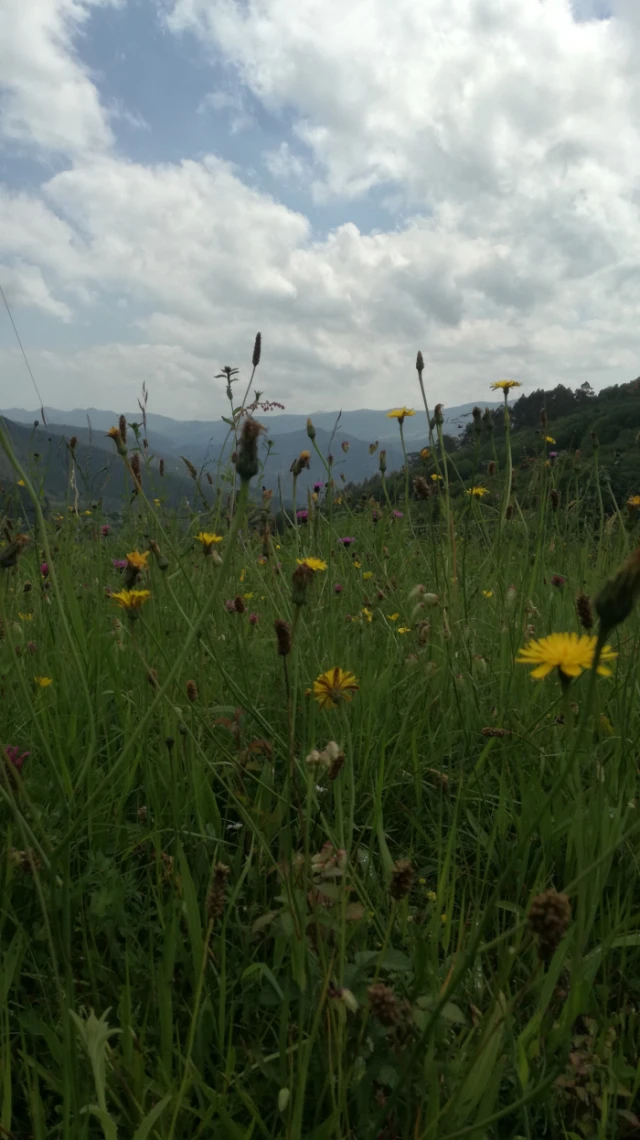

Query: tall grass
(2, 356), (640, 1140)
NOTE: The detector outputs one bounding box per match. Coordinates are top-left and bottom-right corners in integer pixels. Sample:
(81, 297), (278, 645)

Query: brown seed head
(234, 595), (245, 614)
(413, 475), (431, 500)
(390, 858), (414, 901)
(119, 415), (127, 444)
(186, 679), (198, 702)
(207, 862), (231, 922)
(291, 562), (314, 606)
(434, 403), (444, 426)
(69, 435), (78, 451)
(528, 889), (572, 960)
(575, 593), (594, 631)
(159, 458), (165, 477)
(206, 471), (213, 485)
(550, 489), (560, 512)
(488, 460), (496, 476)
(130, 453), (142, 485)
(595, 548), (640, 636)
(236, 418), (264, 482)
(368, 982), (401, 1026)
(472, 406), (482, 432)
(252, 331), (262, 368)
(274, 618), (291, 656)
(481, 726), (511, 738)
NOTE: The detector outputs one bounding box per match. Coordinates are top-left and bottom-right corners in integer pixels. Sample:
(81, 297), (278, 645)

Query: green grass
(2, 398), (640, 1140)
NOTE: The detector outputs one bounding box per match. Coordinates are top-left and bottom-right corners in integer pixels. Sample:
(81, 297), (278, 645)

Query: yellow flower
(296, 557), (327, 572)
(600, 713), (614, 736)
(362, 607), (373, 623)
(111, 589), (151, 615)
(83, 510), (92, 516)
(440, 913), (448, 925)
(353, 560), (362, 569)
(386, 407), (415, 420)
(466, 486), (489, 498)
(362, 570), (373, 580)
(397, 626), (411, 634)
(240, 568), (246, 582)
(430, 474), (443, 482)
(195, 531), (224, 553)
(482, 590), (493, 599)
(126, 551), (150, 571)
(426, 890), (437, 902)
(420, 448), (430, 460)
(387, 613), (400, 621)
(516, 632), (617, 680)
(335, 497), (342, 505)
(299, 450), (311, 461)
(312, 667), (359, 710)
(627, 495), (640, 509)
(311, 492), (318, 502)
(34, 676), (52, 687)
(17, 479), (26, 487)
(18, 612), (32, 621)
(243, 592), (254, 599)
(490, 380), (522, 392)
(545, 436), (556, 444)
(154, 498), (161, 506)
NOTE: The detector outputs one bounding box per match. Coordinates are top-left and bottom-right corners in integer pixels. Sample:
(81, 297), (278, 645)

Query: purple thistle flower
(296, 510), (309, 523)
(101, 524), (111, 537)
(5, 746), (30, 772)
(224, 599), (236, 613)
(40, 562), (49, 577)
(249, 612), (259, 625)
(549, 451), (558, 461)
(112, 559), (127, 571)
(339, 536), (355, 547)
(551, 574), (566, 588)
(392, 510), (404, 519)
(334, 583), (343, 594)
(371, 509), (380, 524)
(313, 481), (324, 493)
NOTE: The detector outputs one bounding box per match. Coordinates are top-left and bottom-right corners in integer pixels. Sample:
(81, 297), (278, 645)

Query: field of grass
(2, 371), (640, 1140)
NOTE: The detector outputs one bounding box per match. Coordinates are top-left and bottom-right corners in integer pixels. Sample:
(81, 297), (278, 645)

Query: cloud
(0, 261), (72, 321)
(0, 0), (114, 156)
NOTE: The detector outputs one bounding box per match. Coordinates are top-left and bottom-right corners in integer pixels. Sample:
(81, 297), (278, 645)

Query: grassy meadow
(3, 363), (640, 1139)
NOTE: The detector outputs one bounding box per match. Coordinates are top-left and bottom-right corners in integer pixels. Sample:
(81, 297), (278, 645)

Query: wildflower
(430, 473), (443, 482)
(126, 551), (150, 572)
(112, 559), (127, 571)
(5, 746), (30, 772)
(107, 426), (127, 456)
(17, 479), (26, 487)
(413, 476), (431, 500)
(397, 626), (411, 634)
(296, 510), (309, 523)
(440, 913), (448, 925)
(390, 859), (414, 901)
(195, 531), (224, 556)
(549, 451), (558, 461)
(341, 440), (350, 454)
(18, 612), (32, 621)
(392, 510), (404, 519)
(371, 509), (380, 523)
(353, 560), (362, 569)
(466, 486), (489, 498)
(420, 447), (430, 460)
(101, 525), (111, 537)
(296, 557), (327, 572)
(306, 417), (316, 441)
(362, 607), (373, 623)
(516, 632), (617, 680)
(490, 380), (522, 393)
(313, 667), (359, 710)
(224, 599), (236, 613)
(483, 590), (493, 598)
(575, 593), (594, 631)
(528, 890), (572, 960)
(545, 435), (556, 444)
(83, 510), (92, 517)
(274, 619), (291, 655)
(39, 562), (49, 578)
(387, 407), (415, 423)
(111, 589), (152, 617)
(627, 495), (640, 510)
(551, 574), (566, 588)
(34, 676), (52, 687)
(362, 570), (373, 580)
(153, 498), (161, 507)
(334, 583), (343, 594)
(339, 536), (355, 547)
(313, 481), (324, 493)
(249, 611), (259, 625)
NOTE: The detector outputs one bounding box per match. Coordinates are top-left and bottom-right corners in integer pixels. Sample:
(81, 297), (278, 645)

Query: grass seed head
(575, 593), (594, 631)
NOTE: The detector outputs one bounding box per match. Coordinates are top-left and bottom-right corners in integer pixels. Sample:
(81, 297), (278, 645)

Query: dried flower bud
(148, 538), (169, 572)
(186, 679), (198, 702)
(379, 449), (387, 474)
(528, 889), (572, 960)
(274, 619), (291, 656)
(483, 408), (494, 433)
(488, 460), (496, 476)
(291, 562), (314, 606)
(595, 548), (640, 636)
(416, 350), (424, 375)
(550, 489), (560, 512)
(390, 858), (414, 901)
(413, 476), (431, 500)
(234, 595), (245, 615)
(207, 862), (230, 922)
(368, 982), (401, 1026)
(107, 426), (127, 456)
(252, 331), (262, 368)
(131, 453), (142, 486)
(69, 435), (78, 451)
(206, 471), (213, 485)
(236, 418), (264, 482)
(472, 406), (482, 433)
(434, 403), (444, 426)
(119, 414), (127, 444)
(306, 417), (316, 442)
(575, 593), (593, 631)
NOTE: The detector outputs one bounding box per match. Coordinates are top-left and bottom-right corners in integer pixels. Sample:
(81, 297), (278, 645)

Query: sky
(0, 0), (638, 420)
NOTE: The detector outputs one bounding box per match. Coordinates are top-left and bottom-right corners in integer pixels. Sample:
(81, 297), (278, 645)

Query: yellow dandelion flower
(466, 486), (489, 498)
(386, 407), (415, 420)
(240, 568), (246, 582)
(34, 676), (52, 687)
(17, 479), (26, 487)
(243, 592), (254, 600)
(362, 570), (373, 580)
(299, 450), (311, 461)
(154, 498), (161, 506)
(296, 557), (327, 572)
(353, 560), (362, 569)
(490, 380), (522, 392)
(420, 448), (430, 460)
(312, 667), (359, 711)
(397, 626), (411, 634)
(195, 531), (224, 553)
(18, 612), (33, 621)
(362, 607), (373, 623)
(430, 474), (443, 482)
(627, 495), (640, 509)
(482, 590), (493, 599)
(426, 890), (437, 902)
(545, 436), (556, 444)
(516, 632), (617, 680)
(83, 510), (92, 516)
(111, 589), (151, 616)
(387, 613), (400, 621)
(126, 551), (150, 571)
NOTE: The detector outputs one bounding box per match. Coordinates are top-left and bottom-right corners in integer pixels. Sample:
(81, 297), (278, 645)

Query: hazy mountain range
(2, 402), (498, 509)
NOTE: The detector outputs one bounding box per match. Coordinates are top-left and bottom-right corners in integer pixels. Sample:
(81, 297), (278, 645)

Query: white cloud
(0, 0), (114, 156)
(2, 0), (640, 416)
(0, 261), (72, 321)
